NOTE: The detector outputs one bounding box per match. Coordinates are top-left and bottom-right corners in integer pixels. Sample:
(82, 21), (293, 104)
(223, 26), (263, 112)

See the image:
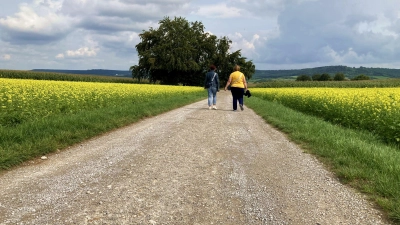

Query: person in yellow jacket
(224, 65), (248, 111)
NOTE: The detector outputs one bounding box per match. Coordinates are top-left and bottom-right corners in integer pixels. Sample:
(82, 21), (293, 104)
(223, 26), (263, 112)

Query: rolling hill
(252, 65), (400, 81)
(32, 66), (400, 81)
(31, 69), (131, 77)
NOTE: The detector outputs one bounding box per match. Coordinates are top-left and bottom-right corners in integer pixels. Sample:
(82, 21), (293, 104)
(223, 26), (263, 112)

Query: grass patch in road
(246, 96), (400, 224)
(0, 93), (205, 171)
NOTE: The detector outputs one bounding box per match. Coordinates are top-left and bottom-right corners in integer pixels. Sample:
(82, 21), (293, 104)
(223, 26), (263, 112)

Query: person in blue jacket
(204, 65), (220, 110)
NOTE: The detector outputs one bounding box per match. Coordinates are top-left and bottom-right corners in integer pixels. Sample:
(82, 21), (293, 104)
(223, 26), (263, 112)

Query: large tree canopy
(133, 16), (255, 86)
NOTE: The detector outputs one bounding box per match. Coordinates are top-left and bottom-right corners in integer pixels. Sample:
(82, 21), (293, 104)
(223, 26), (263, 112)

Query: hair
(209, 65), (216, 70)
(233, 65), (240, 71)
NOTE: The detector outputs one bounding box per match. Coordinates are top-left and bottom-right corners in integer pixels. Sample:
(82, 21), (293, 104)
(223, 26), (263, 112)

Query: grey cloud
(102, 40), (137, 58)
(0, 3), (74, 45)
(120, 0), (183, 3)
(344, 14), (377, 27)
(229, 0), (286, 18)
(0, 0), (188, 46)
(93, 32), (139, 56)
(0, 27), (69, 45)
(390, 19), (400, 33)
(63, 0), (189, 33)
(78, 16), (148, 32)
(259, 0), (400, 66)
(4, 0), (400, 70)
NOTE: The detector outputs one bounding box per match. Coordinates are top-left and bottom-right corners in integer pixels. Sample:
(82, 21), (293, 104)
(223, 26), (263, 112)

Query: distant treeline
(252, 65), (400, 81)
(0, 70), (138, 83)
(32, 69), (131, 77)
(250, 79), (400, 88)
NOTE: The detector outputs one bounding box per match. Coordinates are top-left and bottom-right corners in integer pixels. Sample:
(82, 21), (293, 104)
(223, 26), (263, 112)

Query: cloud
(230, 33), (262, 58)
(55, 53), (64, 59)
(193, 0), (293, 19)
(1, 0), (192, 70)
(228, 0), (287, 18)
(0, 3), (74, 45)
(194, 3), (243, 18)
(2, 54), (11, 60)
(2, 0), (400, 71)
(94, 31), (140, 57)
(66, 47), (99, 57)
(62, 0), (189, 32)
(255, 0), (400, 67)
(0, 0), (189, 46)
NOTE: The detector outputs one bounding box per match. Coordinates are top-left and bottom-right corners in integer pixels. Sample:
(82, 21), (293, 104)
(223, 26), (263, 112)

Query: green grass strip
(246, 96), (400, 224)
(0, 93), (204, 170)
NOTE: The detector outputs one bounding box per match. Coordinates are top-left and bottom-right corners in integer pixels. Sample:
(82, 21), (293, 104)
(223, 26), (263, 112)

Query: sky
(1, 0), (400, 71)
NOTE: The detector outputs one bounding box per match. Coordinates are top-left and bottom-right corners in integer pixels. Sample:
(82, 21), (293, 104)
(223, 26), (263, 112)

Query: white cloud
(0, 0), (186, 46)
(0, 2), (74, 44)
(252, 0), (400, 68)
(229, 32), (266, 61)
(66, 47), (99, 57)
(355, 14), (398, 38)
(55, 53), (64, 59)
(232, 33), (259, 51)
(194, 3), (242, 18)
(318, 46), (380, 66)
(62, 0), (190, 31)
(2, 54), (11, 60)
(2, 0), (400, 70)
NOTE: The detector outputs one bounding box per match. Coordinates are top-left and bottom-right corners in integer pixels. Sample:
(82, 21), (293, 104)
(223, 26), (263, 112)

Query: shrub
(296, 74), (312, 81)
(352, 74), (370, 80)
(333, 73), (345, 81)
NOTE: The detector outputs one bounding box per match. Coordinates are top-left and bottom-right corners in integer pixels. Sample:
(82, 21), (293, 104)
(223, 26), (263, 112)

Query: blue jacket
(204, 70), (219, 89)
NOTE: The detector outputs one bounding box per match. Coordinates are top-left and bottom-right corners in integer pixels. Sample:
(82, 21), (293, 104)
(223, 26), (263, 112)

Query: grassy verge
(246, 96), (400, 224)
(0, 93), (205, 170)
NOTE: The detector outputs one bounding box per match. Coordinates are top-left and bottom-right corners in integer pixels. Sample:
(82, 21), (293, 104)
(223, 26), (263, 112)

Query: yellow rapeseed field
(252, 87), (400, 143)
(0, 78), (203, 125)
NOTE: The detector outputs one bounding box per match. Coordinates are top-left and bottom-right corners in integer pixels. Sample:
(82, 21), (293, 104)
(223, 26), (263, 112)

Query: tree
(296, 74), (311, 81)
(333, 72), (345, 81)
(129, 65), (148, 83)
(319, 73), (331, 81)
(352, 74), (370, 80)
(220, 50), (255, 85)
(134, 17), (209, 85)
(133, 16), (254, 86)
(312, 73), (321, 81)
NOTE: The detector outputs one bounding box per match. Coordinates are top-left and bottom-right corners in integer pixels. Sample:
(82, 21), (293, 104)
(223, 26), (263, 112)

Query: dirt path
(0, 91), (389, 225)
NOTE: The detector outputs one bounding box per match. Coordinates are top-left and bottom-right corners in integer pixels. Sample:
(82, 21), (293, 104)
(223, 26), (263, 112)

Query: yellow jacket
(229, 71), (245, 88)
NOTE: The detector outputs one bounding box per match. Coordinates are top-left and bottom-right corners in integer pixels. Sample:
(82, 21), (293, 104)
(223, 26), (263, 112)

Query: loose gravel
(0, 91), (390, 224)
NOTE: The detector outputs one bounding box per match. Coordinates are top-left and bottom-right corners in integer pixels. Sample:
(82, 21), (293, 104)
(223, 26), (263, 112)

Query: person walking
(204, 65), (220, 110)
(224, 65), (247, 111)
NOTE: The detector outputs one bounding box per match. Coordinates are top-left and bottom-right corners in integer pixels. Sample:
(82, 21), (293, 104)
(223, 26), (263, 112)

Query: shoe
(208, 106), (212, 110)
(233, 109), (237, 112)
(239, 104), (244, 111)
(212, 106), (217, 110)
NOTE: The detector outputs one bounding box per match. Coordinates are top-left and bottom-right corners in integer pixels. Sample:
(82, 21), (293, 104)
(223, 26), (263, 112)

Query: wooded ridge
(31, 69), (132, 77)
(32, 65), (400, 81)
(252, 65), (400, 81)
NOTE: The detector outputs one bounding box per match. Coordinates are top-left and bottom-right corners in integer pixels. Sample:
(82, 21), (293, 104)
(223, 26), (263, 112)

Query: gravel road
(0, 91), (390, 225)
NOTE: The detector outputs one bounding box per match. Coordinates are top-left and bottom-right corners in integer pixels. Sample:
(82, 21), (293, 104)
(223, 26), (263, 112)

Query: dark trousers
(230, 87), (244, 110)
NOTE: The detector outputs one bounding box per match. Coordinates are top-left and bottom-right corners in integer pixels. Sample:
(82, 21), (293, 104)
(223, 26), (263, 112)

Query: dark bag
(244, 89), (252, 98)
